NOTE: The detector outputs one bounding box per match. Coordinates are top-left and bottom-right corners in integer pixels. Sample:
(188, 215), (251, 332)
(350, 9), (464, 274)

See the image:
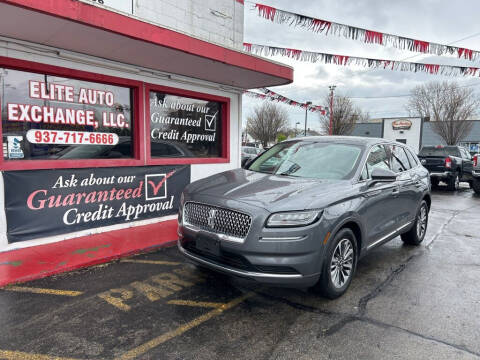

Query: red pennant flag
(312, 19), (332, 33)
(458, 48), (473, 60)
(286, 48), (303, 59)
(467, 67), (479, 76)
(255, 4), (276, 21)
(425, 64), (440, 74)
(413, 40), (430, 53)
(365, 30), (383, 45)
(334, 55), (349, 65)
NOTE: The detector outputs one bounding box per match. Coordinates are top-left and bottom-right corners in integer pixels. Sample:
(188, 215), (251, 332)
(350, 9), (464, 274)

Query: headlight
(266, 210), (321, 227)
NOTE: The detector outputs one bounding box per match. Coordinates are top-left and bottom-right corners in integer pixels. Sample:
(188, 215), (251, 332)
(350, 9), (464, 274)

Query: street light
(328, 85), (336, 135)
(295, 121), (300, 136)
(304, 101), (312, 136)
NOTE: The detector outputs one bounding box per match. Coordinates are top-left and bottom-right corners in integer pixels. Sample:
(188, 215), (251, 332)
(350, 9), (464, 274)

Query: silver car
(178, 137), (431, 298)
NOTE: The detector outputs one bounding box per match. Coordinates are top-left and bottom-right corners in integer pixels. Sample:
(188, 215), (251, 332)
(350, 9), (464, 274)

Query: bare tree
(407, 81), (478, 145)
(320, 94), (365, 135)
(246, 102), (288, 147)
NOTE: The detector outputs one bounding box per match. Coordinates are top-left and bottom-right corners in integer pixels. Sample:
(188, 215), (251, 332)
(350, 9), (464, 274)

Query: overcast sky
(242, 0), (480, 132)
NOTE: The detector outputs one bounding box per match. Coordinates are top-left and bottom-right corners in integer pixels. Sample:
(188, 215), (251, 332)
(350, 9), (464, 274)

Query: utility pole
(329, 85), (336, 135)
(304, 101), (312, 136)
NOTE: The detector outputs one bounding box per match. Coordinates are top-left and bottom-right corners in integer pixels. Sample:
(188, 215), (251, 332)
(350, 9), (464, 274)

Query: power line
(347, 81), (480, 99)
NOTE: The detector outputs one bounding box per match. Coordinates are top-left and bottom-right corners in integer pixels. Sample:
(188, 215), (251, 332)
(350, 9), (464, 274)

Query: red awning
(0, 0), (293, 89)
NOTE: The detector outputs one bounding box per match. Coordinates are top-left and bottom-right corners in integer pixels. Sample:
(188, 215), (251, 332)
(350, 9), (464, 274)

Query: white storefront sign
(383, 117), (422, 153)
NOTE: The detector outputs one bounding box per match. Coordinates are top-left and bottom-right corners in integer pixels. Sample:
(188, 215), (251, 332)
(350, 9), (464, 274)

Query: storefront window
(0, 68), (133, 160)
(149, 91), (222, 158)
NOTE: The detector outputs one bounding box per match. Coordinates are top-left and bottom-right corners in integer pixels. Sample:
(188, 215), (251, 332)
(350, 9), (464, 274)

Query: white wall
(135, 0), (244, 49)
(0, 37), (242, 251)
(79, 0), (244, 50)
(382, 118), (423, 153)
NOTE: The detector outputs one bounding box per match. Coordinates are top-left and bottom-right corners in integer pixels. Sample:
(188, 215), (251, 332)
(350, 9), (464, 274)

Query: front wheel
(314, 228), (357, 299)
(401, 200), (428, 245)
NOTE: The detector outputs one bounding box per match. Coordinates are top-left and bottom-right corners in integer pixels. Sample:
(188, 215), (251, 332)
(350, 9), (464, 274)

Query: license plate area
(196, 234), (220, 256)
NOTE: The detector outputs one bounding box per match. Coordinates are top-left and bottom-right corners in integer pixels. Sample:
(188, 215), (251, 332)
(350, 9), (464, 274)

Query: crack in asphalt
(251, 209), (480, 358)
(363, 317), (480, 358)
(425, 210), (461, 249)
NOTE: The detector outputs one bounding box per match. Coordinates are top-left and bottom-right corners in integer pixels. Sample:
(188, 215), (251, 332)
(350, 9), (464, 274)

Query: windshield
(419, 146), (460, 157)
(248, 141), (363, 180)
(242, 147), (258, 155)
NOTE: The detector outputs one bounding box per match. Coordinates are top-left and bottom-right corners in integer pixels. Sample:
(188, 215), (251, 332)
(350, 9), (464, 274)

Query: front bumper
(177, 241), (320, 287)
(177, 219), (325, 287)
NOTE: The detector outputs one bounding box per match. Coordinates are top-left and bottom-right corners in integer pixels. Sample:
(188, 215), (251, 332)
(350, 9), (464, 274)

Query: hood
(186, 168), (353, 212)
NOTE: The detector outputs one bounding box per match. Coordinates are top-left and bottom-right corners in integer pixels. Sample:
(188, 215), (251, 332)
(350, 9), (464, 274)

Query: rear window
(419, 147), (461, 157)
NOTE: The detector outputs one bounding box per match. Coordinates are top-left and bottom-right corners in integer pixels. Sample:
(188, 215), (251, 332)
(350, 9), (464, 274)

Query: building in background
(0, 0), (293, 284)
(351, 117), (480, 154)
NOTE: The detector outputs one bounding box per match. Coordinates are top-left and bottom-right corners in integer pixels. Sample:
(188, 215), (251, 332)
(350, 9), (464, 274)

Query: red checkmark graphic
(148, 170), (176, 196)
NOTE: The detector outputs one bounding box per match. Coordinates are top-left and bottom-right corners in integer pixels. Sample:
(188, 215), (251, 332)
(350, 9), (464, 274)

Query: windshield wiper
(279, 163), (301, 176)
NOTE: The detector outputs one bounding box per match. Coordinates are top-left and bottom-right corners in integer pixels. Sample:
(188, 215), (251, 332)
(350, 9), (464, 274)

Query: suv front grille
(183, 202), (252, 239)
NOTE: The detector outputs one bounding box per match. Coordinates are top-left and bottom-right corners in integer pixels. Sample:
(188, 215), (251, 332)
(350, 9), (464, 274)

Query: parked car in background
(178, 137), (431, 299)
(418, 145), (474, 190)
(241, 146), (261, 167)
(472, 153), (480, 194)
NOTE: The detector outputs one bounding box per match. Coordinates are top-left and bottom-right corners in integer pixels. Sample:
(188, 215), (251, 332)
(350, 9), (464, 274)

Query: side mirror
(369, 168), (397, 186)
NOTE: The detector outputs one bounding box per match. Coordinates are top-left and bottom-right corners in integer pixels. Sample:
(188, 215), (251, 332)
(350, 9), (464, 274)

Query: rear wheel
(401, 200), (428, 245)
(472, 179), (480, 195)
(314, 228), (357, 299)
(446, 172), (460, 191)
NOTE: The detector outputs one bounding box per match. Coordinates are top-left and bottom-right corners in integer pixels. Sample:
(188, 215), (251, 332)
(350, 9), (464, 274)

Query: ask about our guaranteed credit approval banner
(3, 166), (190, 243)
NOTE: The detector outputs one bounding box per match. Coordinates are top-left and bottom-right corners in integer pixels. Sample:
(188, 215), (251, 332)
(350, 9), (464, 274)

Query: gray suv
(178, 137), (431, 298)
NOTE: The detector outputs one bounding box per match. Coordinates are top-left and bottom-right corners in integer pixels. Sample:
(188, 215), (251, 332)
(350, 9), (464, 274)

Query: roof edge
(0, 0), (293, 87)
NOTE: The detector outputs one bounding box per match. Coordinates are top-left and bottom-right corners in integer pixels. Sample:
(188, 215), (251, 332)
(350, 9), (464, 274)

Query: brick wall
(134, 0), (244, 49)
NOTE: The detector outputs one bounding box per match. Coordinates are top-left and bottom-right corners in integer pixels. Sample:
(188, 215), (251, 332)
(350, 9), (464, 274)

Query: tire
(446, 172), (460, 191)
(401, 200), (428, 246)
(431, 178), (439, 188)
(472, 179), (480, 195)
(314, 228), (358, 299)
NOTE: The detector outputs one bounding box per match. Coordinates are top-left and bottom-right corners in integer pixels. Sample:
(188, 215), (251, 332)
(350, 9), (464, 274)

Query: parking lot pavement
(0, 187), (479, 360)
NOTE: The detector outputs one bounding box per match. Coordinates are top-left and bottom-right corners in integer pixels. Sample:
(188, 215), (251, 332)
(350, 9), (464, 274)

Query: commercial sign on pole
(3, 165), (190, 243)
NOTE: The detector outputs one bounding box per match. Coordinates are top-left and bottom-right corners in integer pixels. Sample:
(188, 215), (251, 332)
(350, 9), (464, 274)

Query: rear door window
(405, 148), (418, 167)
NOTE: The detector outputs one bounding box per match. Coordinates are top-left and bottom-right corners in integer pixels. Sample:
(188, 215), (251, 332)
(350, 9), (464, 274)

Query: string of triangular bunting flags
(244, 89), (329, 115)
(244, 43), (480, 77)
(251, 2), (480, 61)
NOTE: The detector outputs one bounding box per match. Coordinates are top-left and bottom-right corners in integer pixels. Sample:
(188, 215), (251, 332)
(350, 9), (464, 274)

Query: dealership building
(0, 0), (293, 285)
(352, 117), (480, 154)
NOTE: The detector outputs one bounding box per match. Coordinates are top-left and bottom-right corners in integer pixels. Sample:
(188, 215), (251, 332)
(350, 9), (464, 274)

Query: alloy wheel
(416, 205), (428, 239)
(330, 238), (354, 289)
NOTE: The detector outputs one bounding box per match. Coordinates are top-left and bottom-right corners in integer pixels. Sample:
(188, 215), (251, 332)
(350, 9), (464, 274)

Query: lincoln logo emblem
(207, 209), (217, 229)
